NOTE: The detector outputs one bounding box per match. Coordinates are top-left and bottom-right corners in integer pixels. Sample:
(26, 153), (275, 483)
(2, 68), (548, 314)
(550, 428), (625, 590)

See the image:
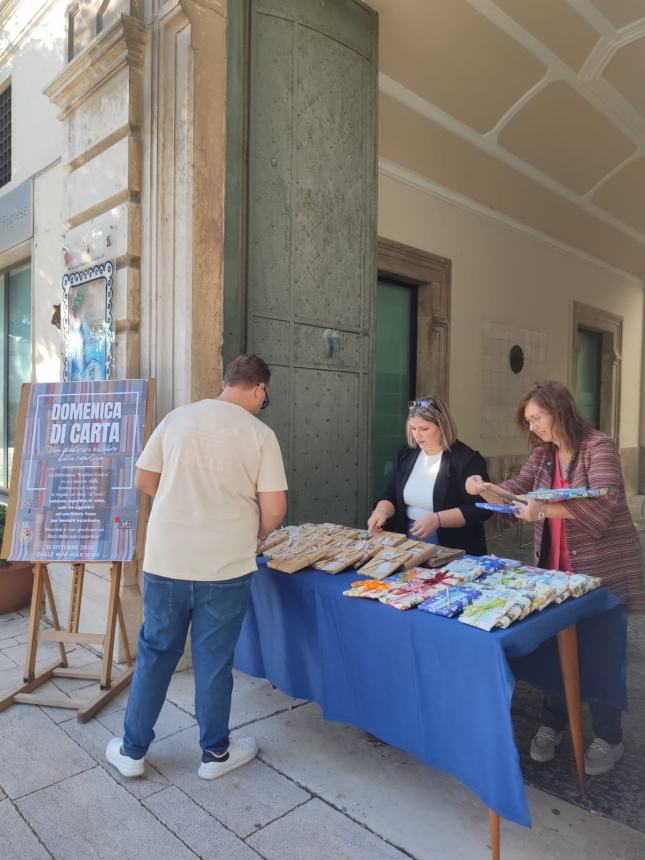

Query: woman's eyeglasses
(409, 397), (437, 412)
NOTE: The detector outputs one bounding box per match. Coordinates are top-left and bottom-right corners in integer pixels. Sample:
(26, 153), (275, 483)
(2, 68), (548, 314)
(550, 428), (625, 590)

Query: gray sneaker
(584, 738), (624, 776)
(530, 726), (565, 762)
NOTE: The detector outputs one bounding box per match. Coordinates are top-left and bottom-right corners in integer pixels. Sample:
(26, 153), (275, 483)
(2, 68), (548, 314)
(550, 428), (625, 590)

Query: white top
(137, 399), (288, 581)
(403, 450), (443, 522)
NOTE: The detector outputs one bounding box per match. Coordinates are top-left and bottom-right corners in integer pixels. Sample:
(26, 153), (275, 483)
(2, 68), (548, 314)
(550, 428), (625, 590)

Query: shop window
(0, 83), (11, 188)
(0, 262), (32, 491)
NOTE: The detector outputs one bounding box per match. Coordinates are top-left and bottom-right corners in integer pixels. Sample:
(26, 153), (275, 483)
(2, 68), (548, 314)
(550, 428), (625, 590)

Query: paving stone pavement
(2, 527), (645, 859)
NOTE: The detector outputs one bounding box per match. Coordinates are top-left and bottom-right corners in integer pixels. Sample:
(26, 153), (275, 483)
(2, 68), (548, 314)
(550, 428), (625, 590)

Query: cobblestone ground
(1, 513), (644, 859)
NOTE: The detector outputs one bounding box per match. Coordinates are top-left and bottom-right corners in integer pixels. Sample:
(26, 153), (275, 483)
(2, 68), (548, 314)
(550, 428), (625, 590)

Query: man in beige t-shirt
(106, 354), (287, 782)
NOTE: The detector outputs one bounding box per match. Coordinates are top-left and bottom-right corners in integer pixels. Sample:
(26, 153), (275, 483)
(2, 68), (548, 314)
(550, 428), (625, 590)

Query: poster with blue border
(7, 380), (151, 563)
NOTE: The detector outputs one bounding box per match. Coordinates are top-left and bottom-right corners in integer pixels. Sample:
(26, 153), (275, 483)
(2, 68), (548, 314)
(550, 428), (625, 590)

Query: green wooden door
(576, 327), (602, 428)
(242, 0), (378, 525)
(372, 280), (416, 500)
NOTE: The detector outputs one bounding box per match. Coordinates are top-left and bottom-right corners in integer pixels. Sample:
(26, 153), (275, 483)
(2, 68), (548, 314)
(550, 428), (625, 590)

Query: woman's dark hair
(516, 380), (591, 452)
(223, 353), (271, 388)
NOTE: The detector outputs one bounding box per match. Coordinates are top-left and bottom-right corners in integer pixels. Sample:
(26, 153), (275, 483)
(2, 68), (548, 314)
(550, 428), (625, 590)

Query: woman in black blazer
(367, 396), (492, 556)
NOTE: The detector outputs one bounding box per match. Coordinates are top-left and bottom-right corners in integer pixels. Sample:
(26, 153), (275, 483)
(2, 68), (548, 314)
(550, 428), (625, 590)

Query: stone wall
(39, 1), (228, 662)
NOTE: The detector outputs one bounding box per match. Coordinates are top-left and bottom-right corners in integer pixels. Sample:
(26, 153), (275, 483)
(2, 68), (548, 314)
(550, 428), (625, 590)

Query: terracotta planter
(0, 561), (34, 614)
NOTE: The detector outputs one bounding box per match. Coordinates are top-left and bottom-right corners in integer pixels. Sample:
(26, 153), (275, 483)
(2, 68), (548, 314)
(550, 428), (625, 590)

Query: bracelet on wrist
(435, 511), (442, 529)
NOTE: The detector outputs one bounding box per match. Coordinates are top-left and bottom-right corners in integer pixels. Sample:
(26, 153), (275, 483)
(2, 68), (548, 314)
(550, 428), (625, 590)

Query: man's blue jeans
(122, 571), (253, 759)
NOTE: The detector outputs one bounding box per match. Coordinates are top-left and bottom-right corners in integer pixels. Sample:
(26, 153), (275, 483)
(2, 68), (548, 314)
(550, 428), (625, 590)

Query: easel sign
(0, 379), (155, 722)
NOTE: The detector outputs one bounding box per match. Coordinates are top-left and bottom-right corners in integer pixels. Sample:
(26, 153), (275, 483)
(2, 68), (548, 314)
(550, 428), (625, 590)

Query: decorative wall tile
(481, 322), (548, 441)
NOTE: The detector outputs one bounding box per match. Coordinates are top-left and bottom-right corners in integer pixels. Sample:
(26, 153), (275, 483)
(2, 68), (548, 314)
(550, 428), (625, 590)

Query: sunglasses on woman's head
(409, 398), (437, 412)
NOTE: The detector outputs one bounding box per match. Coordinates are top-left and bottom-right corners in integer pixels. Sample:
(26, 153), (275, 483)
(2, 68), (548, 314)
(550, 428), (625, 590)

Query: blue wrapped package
(475, 502), (520, 514)
(418, 586), (482, 618)
(464, 554), (507, 574)
(441, 558), (485, 583)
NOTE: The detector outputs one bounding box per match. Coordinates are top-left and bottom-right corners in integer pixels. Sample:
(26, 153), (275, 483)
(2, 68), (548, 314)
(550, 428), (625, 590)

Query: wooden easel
(0, 379), (155, 722)
(0, 561), (134, 722)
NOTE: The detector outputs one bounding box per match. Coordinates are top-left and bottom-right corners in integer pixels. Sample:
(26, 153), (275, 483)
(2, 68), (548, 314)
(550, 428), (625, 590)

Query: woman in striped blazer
(466, 380), (644, 777)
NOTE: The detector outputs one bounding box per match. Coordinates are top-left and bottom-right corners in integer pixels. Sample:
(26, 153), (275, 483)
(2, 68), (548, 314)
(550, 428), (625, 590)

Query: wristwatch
(536, 507), (546, 522)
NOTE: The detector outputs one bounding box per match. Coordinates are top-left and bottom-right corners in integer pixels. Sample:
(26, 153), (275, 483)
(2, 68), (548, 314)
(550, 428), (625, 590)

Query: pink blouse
(546, 449), (572, 572)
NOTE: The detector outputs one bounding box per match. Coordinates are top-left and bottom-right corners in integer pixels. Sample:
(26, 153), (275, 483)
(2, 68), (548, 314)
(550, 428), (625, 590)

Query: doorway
(372, 279), (417, 499)
(571, 302), (622, 441)
(575, 327), (602, 429)
(225, 0), (378, 526)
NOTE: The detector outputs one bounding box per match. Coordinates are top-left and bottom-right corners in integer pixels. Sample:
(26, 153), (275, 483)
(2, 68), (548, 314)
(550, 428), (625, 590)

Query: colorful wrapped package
(342, 544), (603, 628)
(418, 586), (482, 618)
(458, 587), (517, 631)
(387, 568), (430, 585)
(480, 562), (542, 584)
(379, 588), (426, 610)
(465, 554), (507, 574)
(527, 487), (608, 502)
(475, 502), (520, 514)
(342, 580), (391, 599)
(440, 558), (485, 583)
(493, 557), (522, 568)
(539, 573), (572, 600)
(410, 568), (446, 582)
(494, 590), (536, 628)
(500, 573), (558, 609)
(566, 573), (602, 597)
(500, 570), (542, 589)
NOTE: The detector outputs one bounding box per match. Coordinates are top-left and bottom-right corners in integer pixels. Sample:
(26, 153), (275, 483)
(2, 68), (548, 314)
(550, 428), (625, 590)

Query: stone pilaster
(140, 0), (227, 420)
(43, 11), (148, 661)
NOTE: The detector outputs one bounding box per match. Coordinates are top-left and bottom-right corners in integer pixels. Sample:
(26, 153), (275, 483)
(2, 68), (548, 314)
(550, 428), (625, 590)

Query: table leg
(488, 809), (500, 860)
(556, 625), (586, 795)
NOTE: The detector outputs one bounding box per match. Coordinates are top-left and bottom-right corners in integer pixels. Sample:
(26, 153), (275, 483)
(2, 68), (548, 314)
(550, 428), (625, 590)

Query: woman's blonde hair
(406, 395), (457, 450)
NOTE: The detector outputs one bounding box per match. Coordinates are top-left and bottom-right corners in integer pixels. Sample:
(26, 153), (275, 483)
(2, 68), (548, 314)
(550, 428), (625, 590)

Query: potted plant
(0, 504), (34, 614)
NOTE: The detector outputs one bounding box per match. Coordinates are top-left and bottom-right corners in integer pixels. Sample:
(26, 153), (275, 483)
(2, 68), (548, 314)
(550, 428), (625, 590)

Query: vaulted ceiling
(370, 0), (645, 278)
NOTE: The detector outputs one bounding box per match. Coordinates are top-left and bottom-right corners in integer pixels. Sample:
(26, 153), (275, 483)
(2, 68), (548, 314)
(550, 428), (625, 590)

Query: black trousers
(542, 695), (623, 744)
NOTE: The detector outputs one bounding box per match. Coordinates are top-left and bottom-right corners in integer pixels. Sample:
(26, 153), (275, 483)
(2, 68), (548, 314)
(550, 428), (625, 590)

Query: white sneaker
(530, 726), (565, 762)
(198, 737), (258, 780)
(584, 738), (624, 776)
(105, 738), (146, 777)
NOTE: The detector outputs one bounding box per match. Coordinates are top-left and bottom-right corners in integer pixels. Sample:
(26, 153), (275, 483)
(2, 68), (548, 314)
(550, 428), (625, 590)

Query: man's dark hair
(223, 353), (271, 388)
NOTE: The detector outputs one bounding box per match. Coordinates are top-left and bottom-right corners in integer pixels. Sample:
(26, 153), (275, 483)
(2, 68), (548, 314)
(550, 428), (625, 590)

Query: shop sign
(0, 179), (33, 254)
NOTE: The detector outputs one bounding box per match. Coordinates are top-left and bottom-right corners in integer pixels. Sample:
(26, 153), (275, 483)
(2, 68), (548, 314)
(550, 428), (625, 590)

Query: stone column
(44, 12), (148, 660)
(140, 0), (227, 418)
(137, 0), (227, 668)
(42, 0), (228, 665)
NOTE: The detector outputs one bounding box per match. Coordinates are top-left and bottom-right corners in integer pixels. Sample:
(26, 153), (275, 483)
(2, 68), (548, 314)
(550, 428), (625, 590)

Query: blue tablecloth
(234, 563), (627, 827)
